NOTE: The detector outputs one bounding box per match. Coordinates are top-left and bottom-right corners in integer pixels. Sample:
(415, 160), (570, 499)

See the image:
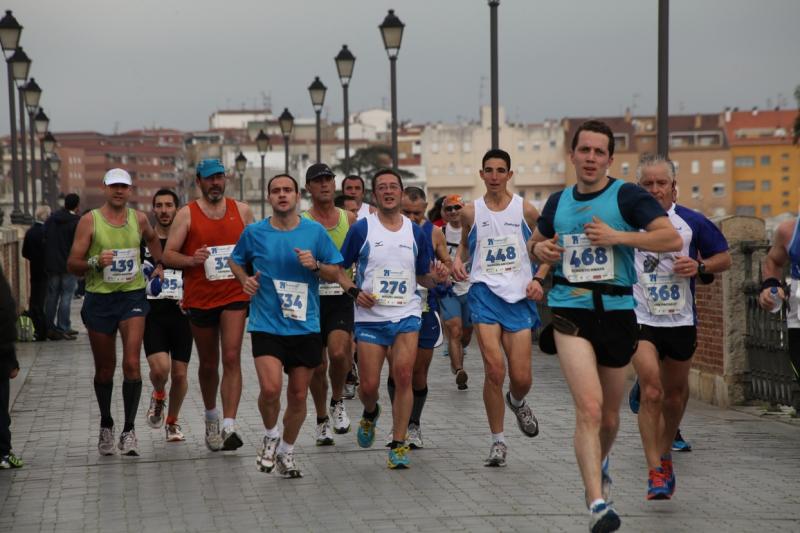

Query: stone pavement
(1, 305), (799, 533)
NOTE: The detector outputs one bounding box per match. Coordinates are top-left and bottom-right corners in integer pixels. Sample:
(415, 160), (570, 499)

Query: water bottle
(768, 287), (782, 314)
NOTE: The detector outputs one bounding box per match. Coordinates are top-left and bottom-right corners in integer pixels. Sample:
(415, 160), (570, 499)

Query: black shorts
(638, 324), (697, 362)
(186, 300), (248, 328)
(550, 307), (639, 368)
(143, 307), (193, 363)
(81, 290), (149, 335)
(319, 294), (354, 345)
(251, 331), (323, 373)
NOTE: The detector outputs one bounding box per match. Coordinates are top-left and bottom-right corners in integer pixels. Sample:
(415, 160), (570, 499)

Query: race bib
(103, 248), (139, 283)
(273, 280), (308, 321)
(640, 272), (688, 315)
(319, 282), (344, 296)
(418, 286), (430, 313)
(204, 244), (235, 281)
(372, 268), (413, 306)
(158, 269), (183, 300)
(480, 235), (521, 274)
(562, 233), (614, 282)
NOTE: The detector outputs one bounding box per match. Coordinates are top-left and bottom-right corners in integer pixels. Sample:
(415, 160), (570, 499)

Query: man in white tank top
(452, 149), (543, 468)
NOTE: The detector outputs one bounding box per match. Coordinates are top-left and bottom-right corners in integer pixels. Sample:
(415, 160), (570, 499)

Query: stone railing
(0, 225), (29, 312)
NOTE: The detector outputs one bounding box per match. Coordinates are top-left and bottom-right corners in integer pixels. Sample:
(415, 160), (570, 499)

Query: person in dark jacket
(22, 206), (51, 341)
(0, 265), (22, 468)
(44, 193), (80, 340)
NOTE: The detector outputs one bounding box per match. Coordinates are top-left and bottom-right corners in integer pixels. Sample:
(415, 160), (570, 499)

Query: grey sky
(2, 0), (798, 134)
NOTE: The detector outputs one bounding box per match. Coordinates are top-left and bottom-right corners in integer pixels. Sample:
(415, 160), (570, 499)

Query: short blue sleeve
(676, 205), (729, 258)
(413, 223), (432, 275)
(315, 225), (345, 266)
(231, 225), (252, 266)
(340, 218), (368, 266)
(537, 191), (563, 238)
(618, 183), (667, 229)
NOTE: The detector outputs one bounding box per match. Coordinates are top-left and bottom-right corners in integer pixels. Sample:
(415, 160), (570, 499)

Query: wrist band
(532, 277), (545, 286)
(760, 277), (782, 291)
(87, 255), (102, 271)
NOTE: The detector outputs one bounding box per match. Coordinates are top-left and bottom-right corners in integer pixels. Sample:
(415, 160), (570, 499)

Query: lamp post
(308, 77), (327, 164)
(379, 10), (404, 171)
(255, 129), (269, 219)
(335, 45), (355, 174)
(34, 107), (49, 207)
(235, 151), (247, 202)
(279, 108), (294, 174)
(0, 10), (22, 225)
(488, 1), (500, 149)
(13, 50), (31, 222)
(47, 151), (60, 210)
(23, 77), (40, 214)
(657, 0), (669, 158)
(43, 132), (57, 209)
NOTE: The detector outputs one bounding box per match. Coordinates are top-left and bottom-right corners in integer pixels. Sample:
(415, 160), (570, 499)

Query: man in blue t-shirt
(229, 174), (343, 479)
(529, 120), (681, 533)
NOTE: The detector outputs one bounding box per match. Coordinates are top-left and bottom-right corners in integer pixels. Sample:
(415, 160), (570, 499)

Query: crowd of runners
(62, 120), (740, 533)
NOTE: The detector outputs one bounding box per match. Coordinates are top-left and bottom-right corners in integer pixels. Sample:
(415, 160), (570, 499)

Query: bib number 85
(485, 246), (517, 264)
(379, 280), (408, 295)
(569, 247), (608, 268)
(648, 284), (681, 302)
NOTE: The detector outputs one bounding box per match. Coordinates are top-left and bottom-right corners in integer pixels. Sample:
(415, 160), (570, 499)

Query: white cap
(103, 168), (132, 186)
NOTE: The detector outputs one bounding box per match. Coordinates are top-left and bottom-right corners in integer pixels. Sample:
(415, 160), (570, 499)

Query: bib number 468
(569, 247), (608, 268)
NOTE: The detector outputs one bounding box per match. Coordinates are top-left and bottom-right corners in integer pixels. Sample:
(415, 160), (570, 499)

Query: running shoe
(356, 404), (381, 448)
(407, 423), (424, 449)
(165, 423), (185, 442)
(205, 418), (223, 451)
(646, 467), (671, 500)
(146, 395), (166, 428)
(629, 378), (641, 414)
(351, 361), (360, 385)
(601, 456), (613, 502)
(343, 381), (357, 400)
(330, 400), (351, 434)
(589, 501), (621, 533)
(221, 423), (244, 451)
(387, 444), (411, 469)
(661, 454), (675, 496)
(505, 391), (539, 437)
(316, 418), (335, 446)
(275, 452), (303, 478)
(98, 426), (115, 456)
(455, 368), (469, 391)
(118, 430), (140, 456)
(484, 441), (508, 467)
(672, 429), (692, 452)
(0, 453), (23, 469)
(257, 435), (280, 473)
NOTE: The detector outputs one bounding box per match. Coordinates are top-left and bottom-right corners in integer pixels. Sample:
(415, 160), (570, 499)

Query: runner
(337, 169), (448, 469)
(440, 194), (473, 390)
(301, 163), (357, 444)
(67, 168), (164, 456)
(529, 120), (682, 532)
(141, 189), (194, 442)
(452, 149), (542, 468)
(229, 174), (344, 478)
(342, 174), (374, 220)
(334, 194), (360, 219)
(162, 158), (254, 451)
(630, 154), (731, 500)
(387, 186), (451, 448)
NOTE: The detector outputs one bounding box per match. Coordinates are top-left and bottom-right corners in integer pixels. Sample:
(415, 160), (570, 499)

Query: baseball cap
(103, 168), (132, 186)
(197, 159), (226, 179)
(444, 194), (464, 206)
(305, 163), (335, 182)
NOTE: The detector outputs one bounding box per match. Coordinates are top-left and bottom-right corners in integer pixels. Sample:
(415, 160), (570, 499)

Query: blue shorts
(418, 311), (442, 349)
(468, 282), (540, 333)
(81, 289), (149, 335)
(438, 292), (472, 327)
(355, 316), (421, 347)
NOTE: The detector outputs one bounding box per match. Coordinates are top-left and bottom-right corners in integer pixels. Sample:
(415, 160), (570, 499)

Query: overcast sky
(2, 0), (798, 135)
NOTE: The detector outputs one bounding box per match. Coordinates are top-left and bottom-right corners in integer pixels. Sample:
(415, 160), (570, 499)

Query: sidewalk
(1, 305), (799, 532)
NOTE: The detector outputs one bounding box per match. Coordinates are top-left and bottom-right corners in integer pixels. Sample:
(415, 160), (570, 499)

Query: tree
(332, 145), (415, 182)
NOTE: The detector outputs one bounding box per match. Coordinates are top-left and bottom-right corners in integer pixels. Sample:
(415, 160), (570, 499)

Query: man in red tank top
(163, 159), (254, 452)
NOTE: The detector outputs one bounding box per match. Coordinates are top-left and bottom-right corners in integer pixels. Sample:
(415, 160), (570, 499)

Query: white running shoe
(165, 423), (185, 442)
(276, 452), (303, 478)
(221, 423), (244, 451)
(315, 418), (335, 446)
(118, 430), (140, 456)
(98, 426), (115, 456)
(343, 382), (356, 400)
(146, 395), (165, 428)
(205, 418), (223, 451)
(257, 435), (280, 473)
(484, 441), (507, 467)
(407, 423), (424, 449)
(330, 400), (351, 434)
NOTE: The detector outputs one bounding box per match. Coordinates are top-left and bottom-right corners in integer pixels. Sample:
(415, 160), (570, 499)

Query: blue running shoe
(589, 501), (621, 533)
(646, 467), (671, 500)
(387, 444), (411, 469)
(661, 454), (675, 496)
(601, 456), (612, 502)
(356, 404), (381, 448)
(628, 378), (640, 414)
(671, 429), (692, 452)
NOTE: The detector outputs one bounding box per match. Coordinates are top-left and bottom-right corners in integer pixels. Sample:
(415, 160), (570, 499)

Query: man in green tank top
(302, 163), (357, 444)
(68, 168), (165, 457)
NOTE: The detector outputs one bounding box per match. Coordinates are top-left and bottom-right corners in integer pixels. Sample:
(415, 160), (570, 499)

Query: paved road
(1, 306), (799, 532)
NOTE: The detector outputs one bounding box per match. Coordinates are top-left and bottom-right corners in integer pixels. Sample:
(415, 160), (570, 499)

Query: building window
(782, 153), (790, 159)
(782, 166), (790, 172)
(463, 166), (471, 175)
(534, 164), (542, 174)
(782, 191), (790, 197)
(712, 183), (726, 197)
(462, 142), (471, 153)
(734, 180), (755, 192)
(532, 143), (540, 151)
(711, 160), (726, 174)
(431, 143), (439, 154)
(761, 180), (772, 191)
(735, 205), (756, 216)
(448, 164), (455, 175)
(534, 191), (542, 200)
(691, 160), (700, 174)
(549, 140), (557, 149)
(691, 185), (700, 197)
(783, 200), (790, 207)
(517, 166), (525, 174)
(761, 205), (772, 217)
(734, 156), (755, 168)
(517, 142), (525, 152)
(446, 143), (454, 154)
(761, 155), (771, 166)
(783, 175), (790, 181)
(431, 166), (439, 175)
(621, 162), (630, 177)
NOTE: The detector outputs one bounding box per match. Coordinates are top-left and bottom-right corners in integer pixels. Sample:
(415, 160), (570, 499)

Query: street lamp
(47, 151), (60, 210)
(256, 129), (269, 219)
(11, 48), (32, 222)
(34, 106), (48, 134)
(379, 9), (404, 171)
(0, 10), (24, 223)
(235, 151), (247, 202)
(488, 1), (500, 149)
(335, 45), (355, 174)
(35, 108), (49, 206)
(279, 108), (294, 174)
(308, 76), (327, 164)
(23, 77), (41, 214)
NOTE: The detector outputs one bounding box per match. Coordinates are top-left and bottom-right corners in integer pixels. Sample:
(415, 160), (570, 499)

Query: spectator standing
(44, 194), (80, 340)
(22, 206), (51, 341)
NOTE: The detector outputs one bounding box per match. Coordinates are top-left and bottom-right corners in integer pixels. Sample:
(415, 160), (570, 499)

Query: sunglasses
(444, 205), (463, 213)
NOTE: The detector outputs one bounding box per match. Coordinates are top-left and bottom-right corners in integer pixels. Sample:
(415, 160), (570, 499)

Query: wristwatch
(697, 261), (706, 275)
(311, 261), (321, 273)
(346, 286), (361, 299)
